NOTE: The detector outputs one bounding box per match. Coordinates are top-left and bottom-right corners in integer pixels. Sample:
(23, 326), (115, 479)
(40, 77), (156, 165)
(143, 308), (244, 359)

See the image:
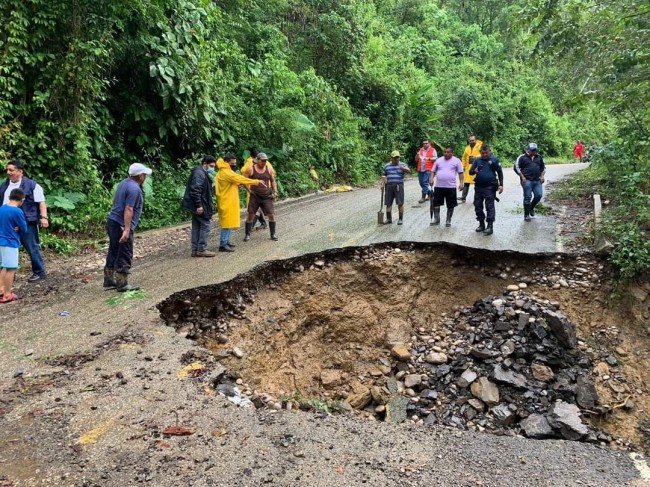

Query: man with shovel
(429, 145), (464, 227)
(380, 150), (411, 225)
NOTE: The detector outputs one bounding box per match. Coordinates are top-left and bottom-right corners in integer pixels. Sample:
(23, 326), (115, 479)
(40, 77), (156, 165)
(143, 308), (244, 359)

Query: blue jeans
(191, 214), (212, 252)
(20, 222), (46, 276)
(105, 219), (134, 273)
(220, 229), (233, 247)
(418, 171), (431, 198)
(522, 179), (543, 209)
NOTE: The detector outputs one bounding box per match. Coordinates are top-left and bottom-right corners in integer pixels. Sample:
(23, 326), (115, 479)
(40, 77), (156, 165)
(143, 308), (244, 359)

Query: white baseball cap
(128, 163), (153, 176)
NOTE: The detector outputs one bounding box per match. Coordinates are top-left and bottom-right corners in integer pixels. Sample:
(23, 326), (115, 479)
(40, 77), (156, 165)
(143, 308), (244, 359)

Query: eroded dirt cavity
(158, 242), (650, 450)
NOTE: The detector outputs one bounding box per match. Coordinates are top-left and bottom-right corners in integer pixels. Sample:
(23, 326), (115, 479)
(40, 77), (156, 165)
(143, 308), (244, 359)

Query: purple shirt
(432, 156), (463, 188)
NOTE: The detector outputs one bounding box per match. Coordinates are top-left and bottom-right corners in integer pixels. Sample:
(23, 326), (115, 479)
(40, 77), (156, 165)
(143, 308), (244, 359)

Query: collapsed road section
(158, 242), (648, 451)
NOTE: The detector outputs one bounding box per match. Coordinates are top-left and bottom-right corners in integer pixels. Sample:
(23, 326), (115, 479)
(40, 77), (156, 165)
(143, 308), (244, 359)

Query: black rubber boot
(431, 207), (441, 225)
(244, 222), (253, 241)
(445, 208), (454, 227)
(269, 221), (278, 241)
(484, 222), (494, 235)
(475, 220), (486, 232)
(461, 185), (469, 202)
(257, 213), (267, 230)
(115, 272), (140, 292)
(397, 212), (404, 225)
(385, 212), (392, 224)
(529, 204), (536, 217)
(103, 267), (116, 289)
(524, 204), (531, 221)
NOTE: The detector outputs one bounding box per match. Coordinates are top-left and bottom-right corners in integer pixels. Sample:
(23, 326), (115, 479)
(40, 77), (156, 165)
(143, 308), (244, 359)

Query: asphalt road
(2, 162), (649, 486)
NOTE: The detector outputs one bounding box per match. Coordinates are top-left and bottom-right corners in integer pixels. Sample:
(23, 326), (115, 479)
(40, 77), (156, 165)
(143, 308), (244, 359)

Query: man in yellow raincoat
(460, 135), (483, 202)
(216, 153), (266, 252)
(241, 149), (275, 230)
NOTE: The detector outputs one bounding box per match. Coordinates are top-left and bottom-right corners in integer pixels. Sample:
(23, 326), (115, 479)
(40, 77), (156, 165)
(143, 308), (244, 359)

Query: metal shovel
(378, 188), (384, 225)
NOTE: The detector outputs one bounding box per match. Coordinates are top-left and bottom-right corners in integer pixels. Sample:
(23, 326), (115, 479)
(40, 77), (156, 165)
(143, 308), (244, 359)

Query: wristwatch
(40, 215), (49, 219)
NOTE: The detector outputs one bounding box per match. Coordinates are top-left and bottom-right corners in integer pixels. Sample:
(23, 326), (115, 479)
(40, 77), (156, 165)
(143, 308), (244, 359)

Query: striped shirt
(383, 162), (408, 184)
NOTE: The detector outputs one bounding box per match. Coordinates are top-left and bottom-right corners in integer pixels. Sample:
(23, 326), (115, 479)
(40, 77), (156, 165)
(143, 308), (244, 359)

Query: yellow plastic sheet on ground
(177, 361), (204, 379)
(325, 185), (354, 193)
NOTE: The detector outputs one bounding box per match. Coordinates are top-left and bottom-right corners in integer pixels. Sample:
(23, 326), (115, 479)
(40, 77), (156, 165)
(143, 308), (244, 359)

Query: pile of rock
(345, 292), (612, 443)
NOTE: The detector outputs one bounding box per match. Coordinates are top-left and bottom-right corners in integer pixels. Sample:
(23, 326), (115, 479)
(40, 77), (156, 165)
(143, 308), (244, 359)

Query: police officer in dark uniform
(469, 144), (504, 236)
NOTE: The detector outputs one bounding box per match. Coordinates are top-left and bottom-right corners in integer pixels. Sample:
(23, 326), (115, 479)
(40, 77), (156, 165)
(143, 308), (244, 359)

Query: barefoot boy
(0, 188), (28, 303)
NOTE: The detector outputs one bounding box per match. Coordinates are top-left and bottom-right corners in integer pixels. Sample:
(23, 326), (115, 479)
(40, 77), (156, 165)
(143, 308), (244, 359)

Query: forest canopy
(0, 0), (648, 258)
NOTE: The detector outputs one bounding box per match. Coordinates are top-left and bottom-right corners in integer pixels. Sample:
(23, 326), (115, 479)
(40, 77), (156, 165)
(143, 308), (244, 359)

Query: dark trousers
(105, 219), (134, 273)
(191, 214), (211, 252)
(474, 185), (497, 223)
(20, 221), (46, 276)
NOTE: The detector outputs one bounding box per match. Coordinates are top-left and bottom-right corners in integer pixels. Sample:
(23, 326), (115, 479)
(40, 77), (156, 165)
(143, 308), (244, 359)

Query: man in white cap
(514, 143), (546, 221)
(104, 162), (152, 291)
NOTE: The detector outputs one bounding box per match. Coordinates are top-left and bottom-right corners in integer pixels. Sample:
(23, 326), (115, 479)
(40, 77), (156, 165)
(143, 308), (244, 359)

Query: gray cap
(257, 152), (269, 160)
(128, 163), (152, 176)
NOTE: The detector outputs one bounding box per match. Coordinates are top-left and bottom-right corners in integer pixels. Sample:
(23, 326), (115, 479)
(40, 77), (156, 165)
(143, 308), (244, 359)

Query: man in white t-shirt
(0, 160), (49, 282)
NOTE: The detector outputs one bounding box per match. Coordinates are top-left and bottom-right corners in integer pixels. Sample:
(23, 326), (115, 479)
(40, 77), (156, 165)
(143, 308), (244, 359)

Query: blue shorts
(0, 246), (19, 269)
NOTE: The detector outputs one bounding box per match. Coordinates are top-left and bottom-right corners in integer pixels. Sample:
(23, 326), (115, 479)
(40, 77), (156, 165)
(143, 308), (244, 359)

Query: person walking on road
(0, 188), (27, 303)
(105, 163), (152, 292)
(573, 141), (585, 163)
(381, 150), (411, 225)
(460, 135), (482, 203)
(469, 144), (503, 236)
(243, 153), (279, 241)
(514, 143), (546, 222)
(216, 153), (266, 252)
(415, 139), (437, 203)
(182, 155), (217, 257)
(429, 146), (464, 227)
(0, 160), (49, 282)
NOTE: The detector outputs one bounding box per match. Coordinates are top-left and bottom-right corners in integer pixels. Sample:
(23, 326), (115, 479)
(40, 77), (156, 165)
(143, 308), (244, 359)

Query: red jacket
(574, 143), (584, 157)
(416, 147), (437, 171)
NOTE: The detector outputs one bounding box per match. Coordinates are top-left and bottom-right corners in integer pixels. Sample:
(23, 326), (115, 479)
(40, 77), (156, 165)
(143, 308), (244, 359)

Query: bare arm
(120, 206), (134, 243)
(38, 201), (49, 228)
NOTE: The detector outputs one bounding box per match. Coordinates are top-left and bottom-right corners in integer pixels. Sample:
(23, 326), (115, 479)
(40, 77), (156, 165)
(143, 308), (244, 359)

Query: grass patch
(106, 289), (150, 307)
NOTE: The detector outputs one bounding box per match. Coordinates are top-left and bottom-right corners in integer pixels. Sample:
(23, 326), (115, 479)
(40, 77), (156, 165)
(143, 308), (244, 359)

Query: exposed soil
(158, 244), (650, 450)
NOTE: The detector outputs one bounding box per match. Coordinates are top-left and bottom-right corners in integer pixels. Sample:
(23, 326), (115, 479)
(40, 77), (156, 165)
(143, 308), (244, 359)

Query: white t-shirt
(2, 179), (45, 205)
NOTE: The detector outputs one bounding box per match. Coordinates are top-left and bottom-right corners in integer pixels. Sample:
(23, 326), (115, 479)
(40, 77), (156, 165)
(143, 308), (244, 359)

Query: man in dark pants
(104, 163), (151, 292)
(514, 143), (546, 221)
(0, 160), (49, 282)
(182, 155), (217, 257)
(469, 144), (504, 236)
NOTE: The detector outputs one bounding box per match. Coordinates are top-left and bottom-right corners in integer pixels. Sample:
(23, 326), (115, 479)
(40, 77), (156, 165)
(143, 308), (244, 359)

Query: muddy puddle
(158, 242), (650, 451)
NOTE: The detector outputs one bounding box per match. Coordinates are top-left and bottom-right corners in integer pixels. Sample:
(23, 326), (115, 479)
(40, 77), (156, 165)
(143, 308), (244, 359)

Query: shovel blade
(377, 210), (384, 225)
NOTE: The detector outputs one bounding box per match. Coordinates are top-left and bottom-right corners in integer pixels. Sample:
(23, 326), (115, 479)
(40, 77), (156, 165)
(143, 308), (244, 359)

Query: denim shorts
(0, 246), (19, 269)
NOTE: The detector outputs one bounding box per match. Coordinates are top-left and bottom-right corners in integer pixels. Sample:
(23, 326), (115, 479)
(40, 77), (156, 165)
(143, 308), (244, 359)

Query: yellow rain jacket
(241, 156), (276, 205)
(216, 159), (261, 229)
(461, 139), (483, 185)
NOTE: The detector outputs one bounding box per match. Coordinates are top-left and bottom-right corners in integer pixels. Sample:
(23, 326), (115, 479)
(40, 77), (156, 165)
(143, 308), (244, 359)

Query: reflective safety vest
(416, 147), (437, 172)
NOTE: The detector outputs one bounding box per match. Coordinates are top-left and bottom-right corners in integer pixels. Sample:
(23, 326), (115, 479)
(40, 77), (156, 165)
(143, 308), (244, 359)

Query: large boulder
(547, 400), (589, 440)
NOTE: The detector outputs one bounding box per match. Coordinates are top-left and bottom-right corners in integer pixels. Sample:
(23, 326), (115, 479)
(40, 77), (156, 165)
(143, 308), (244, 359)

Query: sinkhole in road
(158, 242), (650, 448)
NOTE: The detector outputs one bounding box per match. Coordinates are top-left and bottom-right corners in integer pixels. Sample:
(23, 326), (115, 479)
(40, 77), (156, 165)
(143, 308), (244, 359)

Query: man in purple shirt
(429, 145), (464, 227)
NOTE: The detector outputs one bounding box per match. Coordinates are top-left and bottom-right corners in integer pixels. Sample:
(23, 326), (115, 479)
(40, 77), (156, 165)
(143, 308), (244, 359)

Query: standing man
(514, 143), (546, 222)
(182, 155), (217, 257)
(105, 163), (152, 292)
(573, 141), (585, 163)
(469, 144), (504, 236)
(381, 150), (411, 225)
(216, 153), (265, 252)
(0, 160), (49, 282)
(241, 149), (276, 230)
(460, 135), (482, 202)
(429, 146), (464, 227)
(243, 153), (278, 241)
(415, 139), (437, 203)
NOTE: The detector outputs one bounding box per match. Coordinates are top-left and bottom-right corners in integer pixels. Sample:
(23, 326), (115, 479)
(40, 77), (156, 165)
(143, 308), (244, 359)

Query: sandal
(0, 292), (18, 303)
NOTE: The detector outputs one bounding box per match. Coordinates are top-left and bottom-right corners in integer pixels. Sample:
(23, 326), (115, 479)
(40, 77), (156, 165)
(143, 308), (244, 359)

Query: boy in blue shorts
(0, 188), (28, 303)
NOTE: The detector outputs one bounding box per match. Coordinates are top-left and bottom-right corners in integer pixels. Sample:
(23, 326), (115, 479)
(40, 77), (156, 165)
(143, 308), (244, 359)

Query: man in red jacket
(415, 139), (437, 203)
(573, 141), (584, 163)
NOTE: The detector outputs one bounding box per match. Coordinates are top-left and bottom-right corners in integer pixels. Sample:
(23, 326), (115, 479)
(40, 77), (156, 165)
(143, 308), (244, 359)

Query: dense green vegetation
(1, 0), (648, 278)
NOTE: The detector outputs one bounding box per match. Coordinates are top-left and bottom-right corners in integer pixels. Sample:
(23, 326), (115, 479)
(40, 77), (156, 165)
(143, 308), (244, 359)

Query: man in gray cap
(104, 162), (152, 291)
(514, 143), (546, 221)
